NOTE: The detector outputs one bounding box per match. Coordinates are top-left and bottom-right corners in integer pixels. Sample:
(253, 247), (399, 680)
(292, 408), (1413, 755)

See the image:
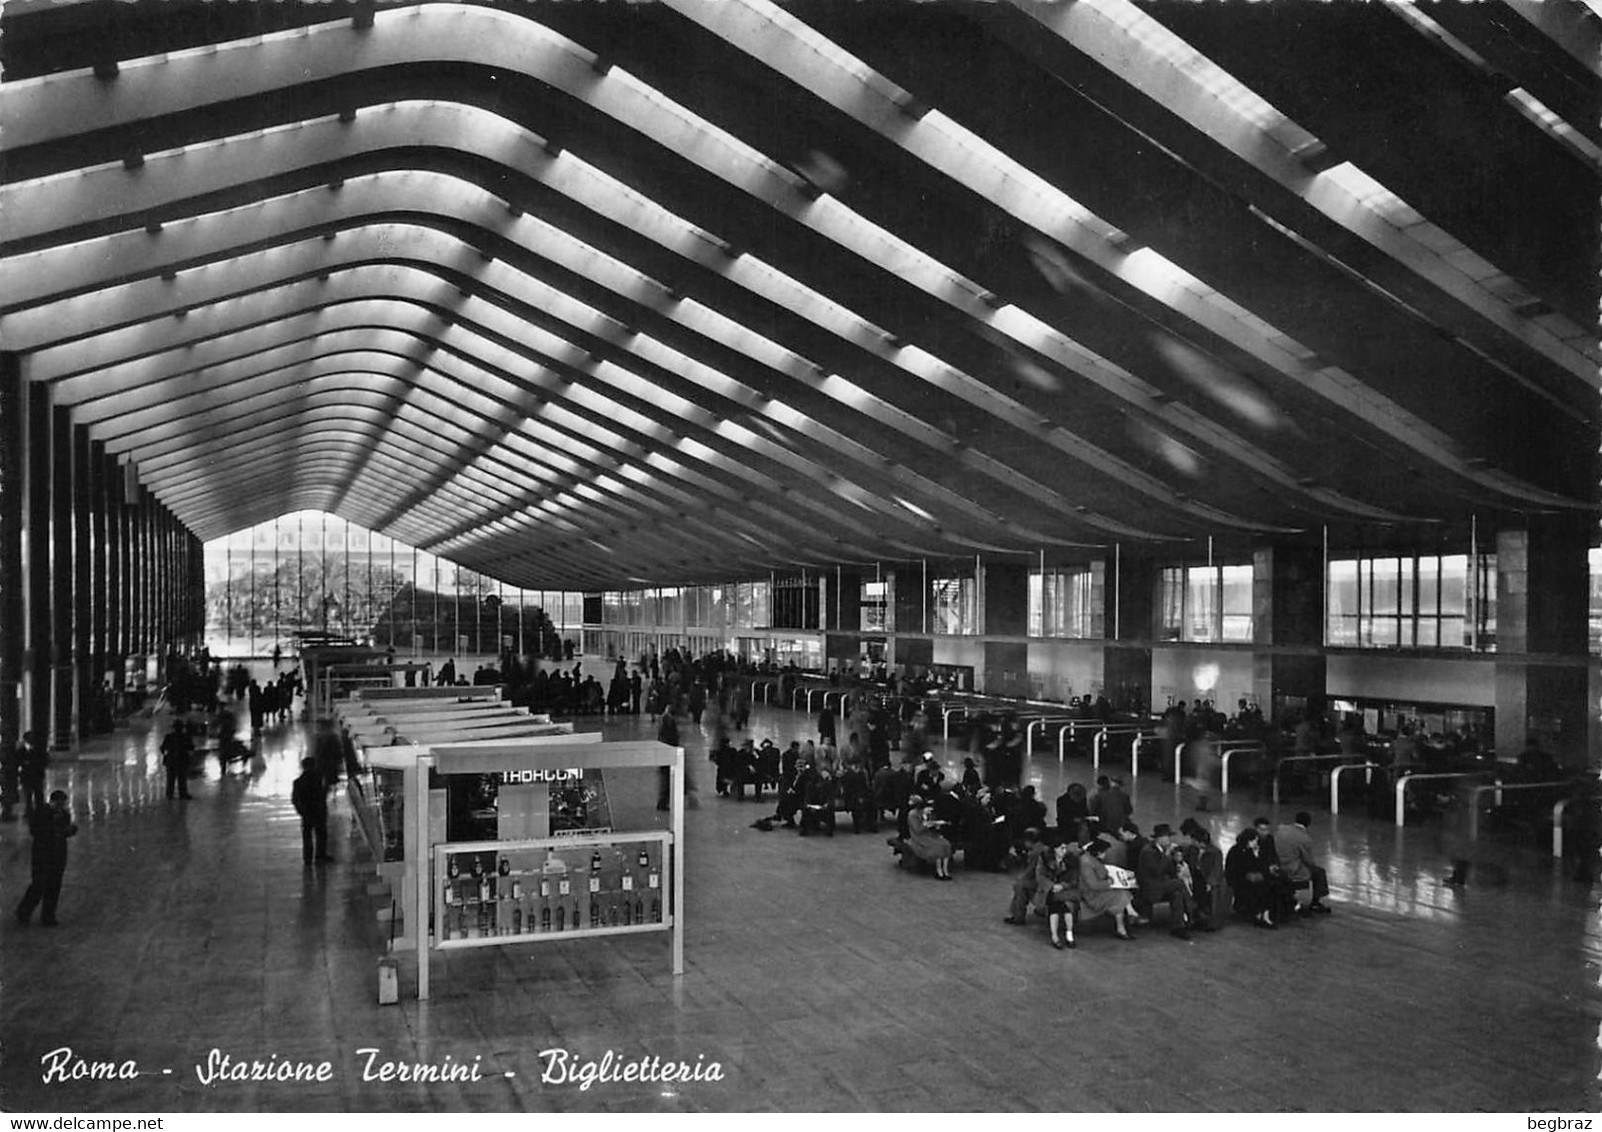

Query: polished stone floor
(2, 679), (1598, 1113)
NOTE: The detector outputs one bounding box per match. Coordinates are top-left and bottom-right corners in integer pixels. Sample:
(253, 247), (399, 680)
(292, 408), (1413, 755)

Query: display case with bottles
(433, 833), (672, 949)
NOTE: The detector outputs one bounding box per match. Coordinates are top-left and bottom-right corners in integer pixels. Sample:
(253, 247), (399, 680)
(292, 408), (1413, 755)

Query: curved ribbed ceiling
(3, 0), (1596, 589)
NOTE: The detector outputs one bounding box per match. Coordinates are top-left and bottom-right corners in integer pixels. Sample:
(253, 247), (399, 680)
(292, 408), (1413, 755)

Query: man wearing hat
(1136, 824), (1197, 939)
(913, 752), (945, 798)
(15, 789), (77, 926)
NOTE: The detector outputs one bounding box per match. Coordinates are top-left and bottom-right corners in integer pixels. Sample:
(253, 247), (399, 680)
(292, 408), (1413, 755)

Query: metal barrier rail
(1089, 727), (1150, 777)
(1026, 715), (1081, 758)
(1329, 762), (1380, 815)
(1394, 769), (1499, 827)
(1553, 799), (1570, 859)
(1131, 734), (1162, 778)
(942, 705), (969, 740)
(1273, 754), (1364, 804)
(1465, 779), (1577, 842)
(1218, 742), (1267, 795)
(1057, 719), (1116, 761)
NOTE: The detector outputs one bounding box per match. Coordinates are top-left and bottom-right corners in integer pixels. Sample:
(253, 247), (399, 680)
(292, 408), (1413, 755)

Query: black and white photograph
(1, 0), (1599, 1115)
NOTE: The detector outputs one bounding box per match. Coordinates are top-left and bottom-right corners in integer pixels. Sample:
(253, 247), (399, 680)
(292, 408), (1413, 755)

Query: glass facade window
(930, 575), (977, 635)
(1326, 552), (1494, 650)
(1159, 564), (1253, 643)
(860, 580), (888, 632)
(1028, 568), (1094, 638)
(202, 510), (568, 659)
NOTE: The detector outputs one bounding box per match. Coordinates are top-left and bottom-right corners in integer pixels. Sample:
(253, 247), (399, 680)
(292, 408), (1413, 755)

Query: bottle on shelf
(511, 878), (522, 901)
(512, 905), (523, 935)
(621, 852), (635, 927)
(555, 903), (565, 932)
(498, 856), (511, 877)
(647, 847), (662, 922)
(588, 852), (602, 928)
(540, 879), (552, 932)
(448, 857), (461, 880)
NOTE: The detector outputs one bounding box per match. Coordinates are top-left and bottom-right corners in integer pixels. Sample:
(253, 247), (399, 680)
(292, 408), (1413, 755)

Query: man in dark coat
(16, 789), (77, 926)
(160, 724), (194, 800)
(16, 731), (47, 816)
(1136, 824), (1196, 938)
(292, 757), (331, 865)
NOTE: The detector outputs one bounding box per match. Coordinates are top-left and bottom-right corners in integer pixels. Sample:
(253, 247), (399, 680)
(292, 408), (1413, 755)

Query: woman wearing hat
(905, 794), (954, 880)
(1077, 838), (1136, 940)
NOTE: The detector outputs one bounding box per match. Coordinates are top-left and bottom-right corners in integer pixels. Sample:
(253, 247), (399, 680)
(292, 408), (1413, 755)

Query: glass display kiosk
(405, 737), (685, 999)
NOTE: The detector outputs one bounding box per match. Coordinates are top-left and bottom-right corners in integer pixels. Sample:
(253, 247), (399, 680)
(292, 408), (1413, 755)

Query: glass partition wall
(203, 511), (580, 659)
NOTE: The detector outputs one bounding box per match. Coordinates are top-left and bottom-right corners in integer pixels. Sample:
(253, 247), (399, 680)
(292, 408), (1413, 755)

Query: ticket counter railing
(1218, 742), (1268, 795)
(1464, 779), (1577, 843)
(1056, 719), (1110, 761)
(1393, 770), (1500, 827)
(1329, 763), (1381, 815)
(1273, 754), (1368, 804)
(1090, 727), (1152, 778)
(1025, 716), (1082, 759)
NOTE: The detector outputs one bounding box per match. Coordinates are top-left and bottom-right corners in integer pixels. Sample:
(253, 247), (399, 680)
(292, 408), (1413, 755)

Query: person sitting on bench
(1274, 811), (1333, 915)
(1226, 827), (1293, 929)
(1038, 840), (1081, 949)
(1076, 837), (1135, 942)
(1136, 824), (1197, 939)
(1005, 827), (1048, 925)
(902, 794), (953, 880)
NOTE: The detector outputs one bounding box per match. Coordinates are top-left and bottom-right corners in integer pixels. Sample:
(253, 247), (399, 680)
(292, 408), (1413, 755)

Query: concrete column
(981, 560), (1029, 697)
(1103, 547), (1154, 713)
(137, 487), (152, 660)
(27, 384), (51, 740)
(0, 357), (24, 757)
(156, 505), (170, 657)
(891, 563), (923, 636)
(51, 407), (74, 749)
(90, 442), (108, 699)
(72, 427), (95, 739)
(107, 456), (125, 689)
(1251, 542), (1327, 724)
(1495, 516), (1590, 768)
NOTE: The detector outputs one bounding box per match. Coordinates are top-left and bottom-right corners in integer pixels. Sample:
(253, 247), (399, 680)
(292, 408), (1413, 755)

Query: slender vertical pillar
(137, 487), (152, 661)
(125, 482), (139, 671)
(90, 442), (108, 703)
(51, 407), (74, 749)
(155, 504), (168, 660)
(108, 456), (125, 689)
(27, 383), (52, 740)
(72, 426), (95, 739)
(0, 356), (25, 757)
